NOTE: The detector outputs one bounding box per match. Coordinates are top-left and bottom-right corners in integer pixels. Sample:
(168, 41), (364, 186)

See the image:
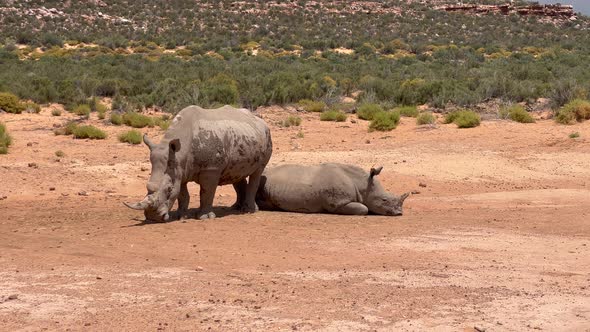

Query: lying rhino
(256, 163), (409, 215)
(125, 105), (272, 221)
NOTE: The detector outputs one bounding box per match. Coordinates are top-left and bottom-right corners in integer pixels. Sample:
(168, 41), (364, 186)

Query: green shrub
(110, 113), (123, 125)
(298, 99), (326, 112)
(51, 109), (62, 116)
(118, 130), (142, 144)
(72, 104), (91, 117)
(445, 110), (481, 128)
(0, 92), (25, 114)
(396, 105), (419, 118)
(24, 102), (41, 114)
(416, 112), (435, 125)
(569, 132), (580, 139)
(154, 116), (171, 130)
(97, 110), (106, 120)
(280, 116), (302, 127)
(320, 110), (347, 122)
(369, 111), (400, 131)
(0, 122), (12, 154)
(357, 103), (383, 120)
(54, 121), (79, 136)
(72, 125), (107, 139)
(55, 150), (65, 157)
(122, 112), (154, 128)
(499, 105), (535, 123)
(555, 99), (590, 125)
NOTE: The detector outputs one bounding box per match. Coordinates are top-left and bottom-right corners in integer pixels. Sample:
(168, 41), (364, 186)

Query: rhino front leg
(197, 170), (221, 220)
(177, 182), (190, 220)
(332, 202), (369, 215)
(241, 168), (264, 213)
(231, 179), (247, 210)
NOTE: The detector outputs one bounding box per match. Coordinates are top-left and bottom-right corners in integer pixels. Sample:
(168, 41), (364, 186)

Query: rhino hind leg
(231, 179), (247, 210)
(177, 182), (190, 220)
(241, 168), (264, 213)
(332, 202), (369, 215)
(197, 170), (221, 220)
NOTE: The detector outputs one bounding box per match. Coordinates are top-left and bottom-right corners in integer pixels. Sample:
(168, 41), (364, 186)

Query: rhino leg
(332, 202), (369, 215)
(241, 167), (264, 213)
(231, 179), (247, 210)
(177, 182), (190, 220)
(197, 170), (221, 220)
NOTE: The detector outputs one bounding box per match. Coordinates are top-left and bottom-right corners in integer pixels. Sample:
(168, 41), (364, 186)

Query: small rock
(419, 182), (427, 188)
(474, 326), (486, 332)
(0, 195), (7, 200)
(28, 163), (38, 168)
(195, 266), (204, 272)
(411, 190), (421, 195)
(49, 187), (56, 191)
(140, 166), (148, 172)
(52, 123), (61, 128)
(96, 276), (102, 280)
(61, 193), (69, 197)
(350, 119), (357, 124)
(26, 142), (33, 147)
(7, 294), (18, 300)
(78, 191), (88, 196)
(365, 139), (371, 144)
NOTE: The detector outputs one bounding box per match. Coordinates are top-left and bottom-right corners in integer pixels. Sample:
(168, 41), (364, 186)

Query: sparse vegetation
(53, 121), (80, 136)
(499, 105), (535, 123)
(357, 104), (383, 121)
(320, 110), (347, 122)
(118, 130), (142, 144)
(445, 110), (481, 128)
(280, 116), (302, 127)
(24, 102), (41, 114)
(72, 104), (91, 117)
(51, 109), (62, 116)
(397, 106), (419, 118)
(299, 100), (326, 113)
(0, 92), (25, 114)
(369, 111), (400, 132)
(296, 130), (304, 138)
(55, 150), (65, 157)
(72, 125), (107, 139)
(569, 132), (580, 139)
(416, 112), (436, 125)
(0, 122), (12, 154)
(122, 112), (154, 128)
(110, 113), (123, 125)
(555, 99), (590, 125)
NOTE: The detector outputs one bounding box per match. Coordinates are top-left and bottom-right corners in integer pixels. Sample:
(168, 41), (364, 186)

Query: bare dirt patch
(1, 107), (589, 330)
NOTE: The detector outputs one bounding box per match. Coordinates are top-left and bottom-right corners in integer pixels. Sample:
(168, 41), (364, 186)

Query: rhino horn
(400, 192), (410, 203)
(143, 134), (156, 150)
(123, 195), (153, 210)
(370, 166), (383, 178)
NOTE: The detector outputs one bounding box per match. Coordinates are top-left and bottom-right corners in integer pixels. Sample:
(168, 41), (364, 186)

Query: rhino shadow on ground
(122, 206), (244, 227)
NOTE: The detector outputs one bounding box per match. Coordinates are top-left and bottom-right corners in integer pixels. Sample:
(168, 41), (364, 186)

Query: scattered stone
(419, 182), (427, 188)
(474, 326), (486, 332)
(365, 139), (371, 144)
(350, 119), (357, 124)
(7, 294), (18, 300)
(28, 162), (38, 168)
(49, 187), (56, 191)
(26, 142), (33, 147)
(52, 123), (61, 128)
(96, 276), (102, 280)
(195, 266), (204, 272)
(411, 190), (421, 195)
(0, 195), (7, 200)
(78, 191), (88, 196)
(140, 166), (148, 172)
(61, 193), (69, 197)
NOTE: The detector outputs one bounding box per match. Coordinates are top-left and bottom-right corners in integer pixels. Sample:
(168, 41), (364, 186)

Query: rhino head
(124, 134), (182, 222)
(365, 166), (410, 216)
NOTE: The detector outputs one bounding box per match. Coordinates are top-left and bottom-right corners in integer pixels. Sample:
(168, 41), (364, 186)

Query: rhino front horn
(123, 196), (152, 210)
(400, 192), (410, 203)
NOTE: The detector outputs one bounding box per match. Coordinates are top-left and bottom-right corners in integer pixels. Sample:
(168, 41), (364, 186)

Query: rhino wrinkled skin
(125, 105), (272, 221)
(256, 163), (409, 216)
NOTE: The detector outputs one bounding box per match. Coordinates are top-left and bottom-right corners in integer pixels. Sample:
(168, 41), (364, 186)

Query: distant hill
(535, 0), (590, 15)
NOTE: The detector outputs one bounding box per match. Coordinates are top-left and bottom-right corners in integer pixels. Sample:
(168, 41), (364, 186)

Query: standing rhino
(125, 105), (272, 221)
(256, 163), (409, 215)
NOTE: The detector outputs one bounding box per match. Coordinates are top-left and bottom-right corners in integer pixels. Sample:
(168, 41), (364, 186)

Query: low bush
(0, 92), (25, 114)
(445, 110), (481, 128)
(555, 99), (590, 125)
(110, 113), (123, 125)
(396, 105), (419, 118)
(320, 110), (347, 122)
(72, 125), (107, 139)
(298, 99), (326, 112)
(369, 111), (400, 131)
(51, 109), (62, 116)
(24, 102), (41, 114)
(54, 121), (79, 136)
(357, 103), (383, 120)
(416, 112), (435, 125)
(72, 104), (91, 117)
(154, 116), (171, 130)
(280, 116), (302, 127)
(118, 130), (142, 144)
(55, 150), (65, 157)
(0, 122), (12, 154)
(569, 132), (580, 139)
(499, 105), (535, 123)
(122, 112), (154, 128)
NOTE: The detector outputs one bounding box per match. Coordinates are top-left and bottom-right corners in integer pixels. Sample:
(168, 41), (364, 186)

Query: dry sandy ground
(1, 106), (589, 331)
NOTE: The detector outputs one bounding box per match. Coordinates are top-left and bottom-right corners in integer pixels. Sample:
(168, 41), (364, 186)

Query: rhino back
(165, 105), (272, 184)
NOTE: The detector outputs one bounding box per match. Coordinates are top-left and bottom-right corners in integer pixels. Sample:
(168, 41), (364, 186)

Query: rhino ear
(370, 166), (383, 178)
(169, 139), (181, 153)
(143, 134), (156, 150)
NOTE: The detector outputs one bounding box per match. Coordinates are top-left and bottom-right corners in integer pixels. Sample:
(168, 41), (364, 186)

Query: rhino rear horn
(123, 195), (153, 210)
(143, 134), (156, 150)
(370, 166), (383, 178)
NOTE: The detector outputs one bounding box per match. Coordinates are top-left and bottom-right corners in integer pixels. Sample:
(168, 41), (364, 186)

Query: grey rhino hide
(256, 163), (409, 216)
(125, 105), (272, 221)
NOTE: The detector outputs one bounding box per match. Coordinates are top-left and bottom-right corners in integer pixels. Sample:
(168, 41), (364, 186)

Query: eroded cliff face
(438, 4), (576, 20)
